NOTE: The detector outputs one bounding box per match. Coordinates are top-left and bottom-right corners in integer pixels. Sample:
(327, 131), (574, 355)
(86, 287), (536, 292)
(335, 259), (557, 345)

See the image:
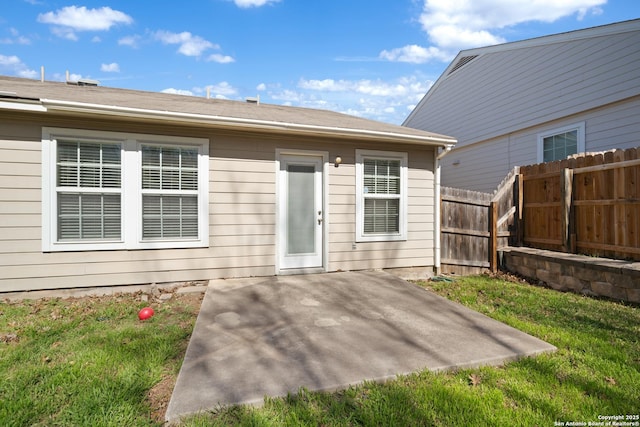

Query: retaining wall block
(506, 253), (521, 267)
(604, 272), (638, 289)
(590, 281), (627, 301)
(522, 256), (540, 268)
(512, 264), (536, 279)
(559, 275), (587, 293)
(571, 265), (606, 283)
(544, 260), (564, 274)
(536, 269), (563, 290)
(560, 262), (574, 276)
(626, 288), (640, 304)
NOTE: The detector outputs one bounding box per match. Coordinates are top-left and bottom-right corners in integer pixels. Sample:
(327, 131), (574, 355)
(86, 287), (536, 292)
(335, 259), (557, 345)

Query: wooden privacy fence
(521, 146), (640, 261)
(440, 169), (521, 274)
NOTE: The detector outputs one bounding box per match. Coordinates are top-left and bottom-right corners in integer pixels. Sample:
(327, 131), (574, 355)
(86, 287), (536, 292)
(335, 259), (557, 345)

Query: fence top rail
(520, 146), (640, 178)
(521, 157), (640, 180)
(572, 157), (640, 174)
(441, 194), (492, 207)
(491, 168), (518, 202)
(522, 170), (561, 180)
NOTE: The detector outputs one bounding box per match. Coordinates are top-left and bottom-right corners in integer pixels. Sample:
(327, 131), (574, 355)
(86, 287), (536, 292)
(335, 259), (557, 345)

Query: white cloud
(270, 89), (304, 103)
(208, 81), (238, 96)
(234, 0), (280, 8)
(0, 28), (31, 45)
(51, 26), (78, 41)
(154, 31), (216, 57)
(101, 63), (120, 73)
(381, 0), (607, 63)
(118, 35), (141, 48)
(298, 76), (431, 98)
(0, 54), (38, 79)
(298, 78), (349, 92)
(162, 88), (194, 96)
(50, 72), (85, 82)
(37, 6), (132, 39)
(379, 44), (449, 63)
(256, 75), (433, 123)
(207, 53), (235, 63)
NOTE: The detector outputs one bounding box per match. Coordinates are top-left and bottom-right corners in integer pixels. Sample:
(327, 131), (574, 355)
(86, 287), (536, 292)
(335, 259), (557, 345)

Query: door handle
(317, 210), (323, 225)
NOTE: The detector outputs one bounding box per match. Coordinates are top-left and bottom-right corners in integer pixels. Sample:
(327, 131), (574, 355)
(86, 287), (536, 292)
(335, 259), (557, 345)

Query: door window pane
(287, 164), (315, 254)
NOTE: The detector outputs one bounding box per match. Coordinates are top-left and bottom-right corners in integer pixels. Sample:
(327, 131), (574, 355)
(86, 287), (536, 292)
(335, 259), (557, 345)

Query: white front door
(278, 154), (324, 270)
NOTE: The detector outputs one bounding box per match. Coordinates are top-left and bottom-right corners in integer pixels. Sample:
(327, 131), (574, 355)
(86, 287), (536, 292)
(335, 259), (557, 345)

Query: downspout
(434, 144), (454, 275)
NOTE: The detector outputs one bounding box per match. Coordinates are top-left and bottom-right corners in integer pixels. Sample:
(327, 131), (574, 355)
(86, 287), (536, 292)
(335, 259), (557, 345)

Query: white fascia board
(0, 99), (47, 112)
(41, 98), (456, 147)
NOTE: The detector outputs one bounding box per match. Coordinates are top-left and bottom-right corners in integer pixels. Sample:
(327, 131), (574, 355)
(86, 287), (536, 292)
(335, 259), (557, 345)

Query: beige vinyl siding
(0, 115), (437, 292)
(329, 147), (435, 271)
(0, 137), (42, 257)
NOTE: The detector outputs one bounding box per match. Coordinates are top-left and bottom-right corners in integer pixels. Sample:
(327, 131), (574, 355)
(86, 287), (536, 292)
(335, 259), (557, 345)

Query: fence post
(515, 173), (524, 246)
(561, 168), (574, 253)
(489, 201), (498, 272)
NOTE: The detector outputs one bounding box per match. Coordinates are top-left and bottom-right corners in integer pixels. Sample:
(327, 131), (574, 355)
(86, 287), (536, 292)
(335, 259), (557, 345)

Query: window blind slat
(141, 144), (199, 240)
(363, 199), (399, 234)
(56, 140), (122, 241)
(142, 145), (198, 191)
(58, 193), (121, 240)
(363, 158), (400, 195)
(142, 195), (198, 239)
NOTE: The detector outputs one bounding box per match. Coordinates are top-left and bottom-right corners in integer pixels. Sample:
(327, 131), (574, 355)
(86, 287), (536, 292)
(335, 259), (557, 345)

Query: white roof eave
(35, 98), (455, 146)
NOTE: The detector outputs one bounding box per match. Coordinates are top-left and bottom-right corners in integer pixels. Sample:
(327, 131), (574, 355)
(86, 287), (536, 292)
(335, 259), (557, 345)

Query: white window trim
(355, 149), (408, 242)
(42, 127), (209, 252)
(537, 122), (585, 163)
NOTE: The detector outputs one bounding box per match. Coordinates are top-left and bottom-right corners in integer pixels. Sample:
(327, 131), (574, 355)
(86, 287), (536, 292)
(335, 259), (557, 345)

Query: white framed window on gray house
(355, 149), (408, 242)
(537, 122), (585, 163)
(42, 128), (209, 252)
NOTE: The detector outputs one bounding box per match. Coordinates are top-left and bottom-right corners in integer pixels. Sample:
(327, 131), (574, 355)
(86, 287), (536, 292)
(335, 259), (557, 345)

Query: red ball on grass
(138, 307), (154, 320)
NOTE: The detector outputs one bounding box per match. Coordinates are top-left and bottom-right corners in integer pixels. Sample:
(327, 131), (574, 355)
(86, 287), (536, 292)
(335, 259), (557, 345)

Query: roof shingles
(0, 75), (455, 145)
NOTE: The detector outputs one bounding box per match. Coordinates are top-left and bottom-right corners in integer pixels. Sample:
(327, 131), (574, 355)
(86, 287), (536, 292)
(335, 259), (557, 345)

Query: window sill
(356, 234), (407, 243)
(44, 238), (209, 252)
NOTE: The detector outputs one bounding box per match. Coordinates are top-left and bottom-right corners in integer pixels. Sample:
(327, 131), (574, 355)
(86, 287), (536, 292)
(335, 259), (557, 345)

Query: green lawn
(1, 275), (639, 426)
(0, 292), (202, 426)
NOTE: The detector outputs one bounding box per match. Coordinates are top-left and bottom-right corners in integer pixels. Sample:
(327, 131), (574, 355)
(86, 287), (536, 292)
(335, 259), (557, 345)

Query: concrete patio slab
(166, 270), (556, 423)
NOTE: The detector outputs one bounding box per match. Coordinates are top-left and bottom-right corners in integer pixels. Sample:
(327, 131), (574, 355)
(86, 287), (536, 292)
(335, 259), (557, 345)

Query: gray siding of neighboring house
(0, 113), (436, 292)
(439, 96), (640, 192)
(405, 21), (640, 192)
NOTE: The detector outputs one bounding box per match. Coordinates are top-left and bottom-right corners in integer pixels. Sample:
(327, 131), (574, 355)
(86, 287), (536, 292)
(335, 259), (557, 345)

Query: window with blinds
(363, 159), (401, 234)
(355, 150), (407, 242)
(56, 141), (122, 240)
(141, 145), (199, 239)
(43, 127), (209, 252)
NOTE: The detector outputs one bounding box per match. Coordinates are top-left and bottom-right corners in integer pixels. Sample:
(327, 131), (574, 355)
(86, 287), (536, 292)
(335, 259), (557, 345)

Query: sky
(1, 0), (639, 125)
